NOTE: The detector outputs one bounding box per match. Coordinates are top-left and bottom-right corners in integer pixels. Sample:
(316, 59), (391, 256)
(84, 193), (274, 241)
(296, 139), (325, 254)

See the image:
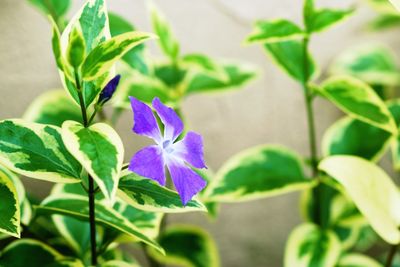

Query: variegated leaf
(23, 89), (82, 127)
(322, 116), (391, 161)
(61, 121), (124, 203)
(118, 170), (206, 213)
(147, 225), (219, 267)
(245, 19), (304, 44)
(0, 119), (81, 183)
(81, 31), (156, 81)
(319, 156), (400, 244)
(0, 239), (84, 267)
(60, 0), (113, 107)
(0, 166), (20, 237)
(336, 253), (383, 267)
(284, 223), (341, 267)
(185, 61), (258, 94)
(35, 194), (164, 254)
(319, 76), (398, 134)
(205, 145), (314, 202)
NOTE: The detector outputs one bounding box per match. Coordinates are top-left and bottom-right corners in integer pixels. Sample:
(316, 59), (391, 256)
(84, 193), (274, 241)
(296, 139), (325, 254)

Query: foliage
(3, 0), (400, 266)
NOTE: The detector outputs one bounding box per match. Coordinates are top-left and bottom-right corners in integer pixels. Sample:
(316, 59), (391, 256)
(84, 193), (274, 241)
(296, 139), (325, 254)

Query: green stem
(385, 244), (399, 267)
(301, 36), (321, 226)
(75, 71), (98, 266)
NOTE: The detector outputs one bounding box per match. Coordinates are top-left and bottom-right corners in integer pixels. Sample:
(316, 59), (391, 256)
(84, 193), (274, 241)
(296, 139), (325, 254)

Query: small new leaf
(67, 26), (86, 68)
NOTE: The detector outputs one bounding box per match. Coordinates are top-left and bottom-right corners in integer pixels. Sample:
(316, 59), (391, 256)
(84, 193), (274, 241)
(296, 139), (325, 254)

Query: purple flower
(98, 75), (121, 105)
(128, 97), (207, 205)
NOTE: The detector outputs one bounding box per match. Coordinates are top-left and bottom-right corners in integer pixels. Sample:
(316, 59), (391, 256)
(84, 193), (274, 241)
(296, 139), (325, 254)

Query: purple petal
(167, 159), (207, 205)
(152, 97), (183, 142)
(173, 131), (206, 169)
(128, 146), (166, 186)
(130, 96), (161, 142)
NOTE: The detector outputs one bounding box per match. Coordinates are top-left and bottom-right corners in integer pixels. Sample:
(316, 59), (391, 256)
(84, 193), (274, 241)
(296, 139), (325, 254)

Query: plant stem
(88, 175), (97, 266)
(75, 71), (98, 266)
(301, 36), (321, 226)
(385, 244), (399, 267)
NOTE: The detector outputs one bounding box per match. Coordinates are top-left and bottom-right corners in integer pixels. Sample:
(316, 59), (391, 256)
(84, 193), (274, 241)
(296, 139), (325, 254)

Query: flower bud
(98, 75), (121, 105)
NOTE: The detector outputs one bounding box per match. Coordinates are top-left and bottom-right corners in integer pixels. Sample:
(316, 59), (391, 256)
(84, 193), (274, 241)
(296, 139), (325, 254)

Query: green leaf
(60, 0), (112, 107)
(52, 215), (91, 257)
(35, 194), (164, 254)
(27, 0), (70, 29)
(387, 99), (400, 170)
(336, 253), (383, 267)
(319, 76), (397, 134)
(81, 31), (156, 81)
(66, 26), (86, 68)
(186, 61), (258, 94)
(61, 121), (124, 203)
(0, 239), (82, 267)
(301, 181), (366, 250)
(112, 64), (172, 109)
(205, 145), (313, 202)
(304, 1), (354, 33)
(117, 170), (206, 213)
(368, 14), (400, 30)
(23, 90), (82, 127)
(149, 3), (180, 60)
(147, 225), (219, 267)
(329, 44), (400, 87)
(114, 201), (162, 240)
(181, 54), (228, 81)
(284, 223), (341, 267)
(0, 166), (20, 238)
(264, 40), (318, 82)
(322, 116), (391, 161)
(108, 12), (148, 74)
(0, 164), (32, 225)
(245, 19), (304, 44)
(319, 155), (400, 244)
(0, 120), (81, 183)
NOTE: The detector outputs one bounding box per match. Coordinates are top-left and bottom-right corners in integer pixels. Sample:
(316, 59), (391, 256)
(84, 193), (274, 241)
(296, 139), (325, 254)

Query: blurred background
(0, 0), (398, 266)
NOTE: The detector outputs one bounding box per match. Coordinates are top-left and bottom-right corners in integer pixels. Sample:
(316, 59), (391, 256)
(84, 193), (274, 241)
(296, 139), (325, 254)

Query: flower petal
(128, 145), (166, 186)
(152, 97), (183, 141)
(167, 159), (207, 205)
(130, 96), (161, 142)
(173, 131), (206, 168)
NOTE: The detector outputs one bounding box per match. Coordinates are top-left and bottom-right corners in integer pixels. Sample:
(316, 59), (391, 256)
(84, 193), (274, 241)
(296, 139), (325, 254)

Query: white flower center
(162, 140), (174, 154)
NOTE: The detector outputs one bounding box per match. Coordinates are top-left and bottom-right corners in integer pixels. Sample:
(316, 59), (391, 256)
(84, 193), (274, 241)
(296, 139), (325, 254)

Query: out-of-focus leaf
(0, 165), (20, 237)
(147, 225), (219, 267)
(23, 89), (82, 127)
(330, 44), (400, 87)
(284, 223), (341, 267)
(319, 75), (398, 134)
(319, 155), (400, 244)
(245, 19), (304, 44)
(322, 116), (391, 161)
(264, 40), (318, 82)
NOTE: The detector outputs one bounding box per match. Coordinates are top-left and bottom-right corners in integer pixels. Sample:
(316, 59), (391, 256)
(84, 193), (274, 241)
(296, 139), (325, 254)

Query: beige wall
(0, 0), (397, 266)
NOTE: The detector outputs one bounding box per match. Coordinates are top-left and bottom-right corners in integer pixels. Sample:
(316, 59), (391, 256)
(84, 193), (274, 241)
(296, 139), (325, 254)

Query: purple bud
(98, 75), (121, 105)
